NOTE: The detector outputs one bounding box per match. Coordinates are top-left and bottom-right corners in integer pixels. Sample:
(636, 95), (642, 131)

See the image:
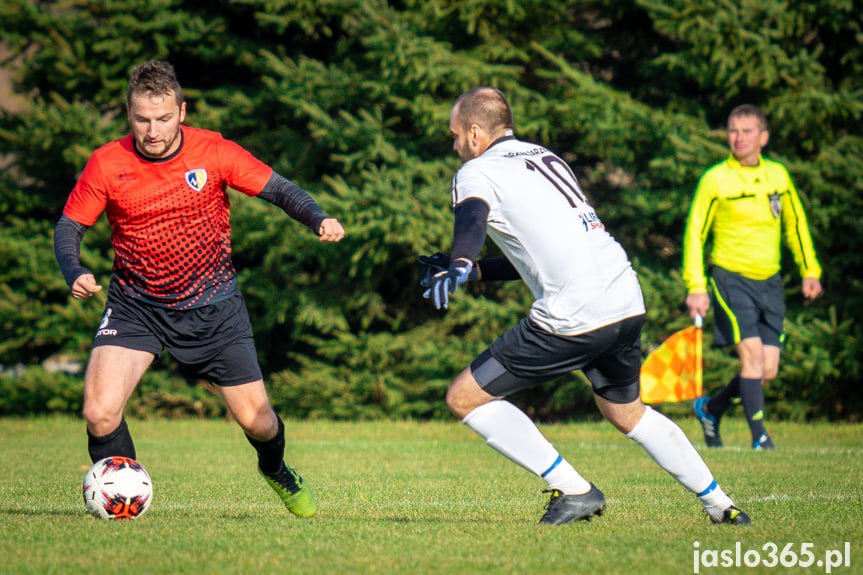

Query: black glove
(418, 252), (451, 289)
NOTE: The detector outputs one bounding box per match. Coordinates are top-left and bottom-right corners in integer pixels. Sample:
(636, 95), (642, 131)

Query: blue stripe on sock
(541, 455), (563, 478)
(697, 480), (718, 498)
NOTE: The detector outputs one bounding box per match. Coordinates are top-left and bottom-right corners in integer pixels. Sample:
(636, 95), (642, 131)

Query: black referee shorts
(92, 290), (263, 386)
(709, 266), (785, 348)
(470, 314), (645, 404)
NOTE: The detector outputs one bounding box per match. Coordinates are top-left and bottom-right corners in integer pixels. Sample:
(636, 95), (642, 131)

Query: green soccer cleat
(259, 463), (317, 518)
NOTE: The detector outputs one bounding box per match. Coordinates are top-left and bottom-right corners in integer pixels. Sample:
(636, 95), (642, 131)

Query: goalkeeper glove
(423, 260), (473, 310)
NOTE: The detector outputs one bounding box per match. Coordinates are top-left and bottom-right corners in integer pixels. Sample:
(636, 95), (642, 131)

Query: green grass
(1, 416), (860, 574)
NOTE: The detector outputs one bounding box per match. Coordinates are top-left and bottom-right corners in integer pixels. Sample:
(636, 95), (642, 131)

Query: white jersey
(451, 138), (645, 336)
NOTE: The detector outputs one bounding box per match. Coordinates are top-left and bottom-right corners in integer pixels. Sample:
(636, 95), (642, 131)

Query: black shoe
(539, 484), (605, 525)
(712, 505), (751, 525)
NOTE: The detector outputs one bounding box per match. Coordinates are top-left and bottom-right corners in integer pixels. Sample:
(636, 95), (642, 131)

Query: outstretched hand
(802, 277), (823, 300)
(71, 273), (103, 300)
(685, 292), (710, 320)
(318, 218), (345, 242)
(418, 252), (451, 288)
(423, 260), (473, 310)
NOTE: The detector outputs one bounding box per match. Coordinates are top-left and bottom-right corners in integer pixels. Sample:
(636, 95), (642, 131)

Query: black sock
(87, 418), (136, 463)
(246, 412), (285, 475)
(707, 374), (740, 418)
(738, 376), (767, 442)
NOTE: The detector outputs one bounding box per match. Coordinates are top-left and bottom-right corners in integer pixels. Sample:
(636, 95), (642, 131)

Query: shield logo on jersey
(768, 191), (781, 219)
(185, 169), (207, 192)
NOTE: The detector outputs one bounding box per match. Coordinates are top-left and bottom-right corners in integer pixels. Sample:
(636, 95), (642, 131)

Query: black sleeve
(257, 172), (328, 235)
(450, 197), (489, 265)
(477, 256), (521, 281)
(54, 215), (91, 288)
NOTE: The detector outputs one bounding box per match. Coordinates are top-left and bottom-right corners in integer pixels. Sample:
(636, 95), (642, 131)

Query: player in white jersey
(420, 87), (750, 525)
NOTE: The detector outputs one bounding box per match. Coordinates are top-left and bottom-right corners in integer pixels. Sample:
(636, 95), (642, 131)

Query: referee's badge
(185, 169), (208, 191)
(768, 192), (781, 219)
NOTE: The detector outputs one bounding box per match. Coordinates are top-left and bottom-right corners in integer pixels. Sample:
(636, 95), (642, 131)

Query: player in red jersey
(54, 60), (344, 518)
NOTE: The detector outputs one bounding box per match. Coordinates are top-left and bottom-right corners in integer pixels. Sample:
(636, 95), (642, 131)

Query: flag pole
(694, 314), (703, 397)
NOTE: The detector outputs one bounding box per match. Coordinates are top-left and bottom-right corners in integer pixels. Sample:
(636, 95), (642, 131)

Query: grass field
(0, 415), (860, 575)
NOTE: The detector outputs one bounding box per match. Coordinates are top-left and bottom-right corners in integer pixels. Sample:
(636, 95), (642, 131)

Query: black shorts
(709, 266), (785, 348)
(92, 290), (263, 386)
(470, 314), (645, 404)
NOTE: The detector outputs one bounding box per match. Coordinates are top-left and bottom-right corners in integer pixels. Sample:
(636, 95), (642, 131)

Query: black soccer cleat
(712, 505), (751, 525)
(539, 483), (606, 525)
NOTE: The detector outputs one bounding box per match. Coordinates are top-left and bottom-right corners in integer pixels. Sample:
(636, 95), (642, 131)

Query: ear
(179, 101), (187, 124)
(469, 123), (482, 143)
(759, 129), (769, 148)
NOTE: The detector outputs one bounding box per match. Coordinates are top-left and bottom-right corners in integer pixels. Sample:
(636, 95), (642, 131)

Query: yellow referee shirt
(683, 154), (821, 294)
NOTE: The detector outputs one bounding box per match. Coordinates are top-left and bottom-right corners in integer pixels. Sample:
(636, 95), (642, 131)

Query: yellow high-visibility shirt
(683, 154), (821, 294)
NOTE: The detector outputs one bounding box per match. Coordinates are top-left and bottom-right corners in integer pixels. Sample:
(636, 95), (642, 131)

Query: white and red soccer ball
(82, 456), (153, 520)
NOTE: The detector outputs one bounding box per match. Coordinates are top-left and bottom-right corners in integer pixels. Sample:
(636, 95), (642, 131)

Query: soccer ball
(82, 456), (153, 520)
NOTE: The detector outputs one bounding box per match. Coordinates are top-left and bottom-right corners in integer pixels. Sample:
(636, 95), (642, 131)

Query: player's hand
(318, 218), (345, 242)
(423, 260), (473, 310)
(802, 277), (823, 300)
(685, 292), (710, 320)
(418, 252), (451, 288)
(71, 273), (103, 300)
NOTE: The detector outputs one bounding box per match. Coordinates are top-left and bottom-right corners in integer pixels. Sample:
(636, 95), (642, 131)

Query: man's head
(449, 87), (514, 162)
(126, 60), (186, 159)
(726, 104), (769, 167)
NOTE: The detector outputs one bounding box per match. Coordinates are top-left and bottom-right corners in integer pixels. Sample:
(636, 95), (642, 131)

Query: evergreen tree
(0, 0), (860, 419)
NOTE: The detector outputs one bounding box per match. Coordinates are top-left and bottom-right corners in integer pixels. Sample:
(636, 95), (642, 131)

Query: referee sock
(87, 418), (136, 463)
(626, 406), (716, 495)
(738, 377), (768, 442)
(245, 412), (286, 476)
(462, 400), (591, 495)
(707, 373), (740, 418)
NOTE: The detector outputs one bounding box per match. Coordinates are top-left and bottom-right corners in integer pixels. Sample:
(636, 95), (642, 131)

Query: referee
(684, 104), (822, 450)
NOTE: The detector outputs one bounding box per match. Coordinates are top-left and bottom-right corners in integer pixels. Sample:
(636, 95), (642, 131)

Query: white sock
(462, 400), (590, 494)
(626, 406), (733, 519)
(696, 480), (736, 522)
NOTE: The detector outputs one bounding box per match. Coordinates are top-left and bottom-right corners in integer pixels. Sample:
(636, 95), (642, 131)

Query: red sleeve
(63, 153), (109, 226)
(220, 138), (273, 196)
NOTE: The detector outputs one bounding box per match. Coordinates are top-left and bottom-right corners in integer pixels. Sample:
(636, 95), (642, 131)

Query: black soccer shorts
(709, 265), (785, 348)
(92, 289), (263, 386)
(470, 314), (645, 404)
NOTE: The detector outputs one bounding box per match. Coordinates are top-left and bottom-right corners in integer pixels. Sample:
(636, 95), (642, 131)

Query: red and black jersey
(63, 126), (272, 309)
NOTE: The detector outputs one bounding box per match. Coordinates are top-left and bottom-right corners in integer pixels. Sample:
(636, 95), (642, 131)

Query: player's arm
(450, 197), (489, 269)
(422, 198), (491, 309)
(257, 172), (344, 242)
(54, 215), (103, 300)
(682, 174), (718, 318)
(780, 176), (822, 299)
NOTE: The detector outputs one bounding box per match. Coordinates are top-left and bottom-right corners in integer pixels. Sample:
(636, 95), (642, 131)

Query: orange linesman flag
(640, 317), (702, 404)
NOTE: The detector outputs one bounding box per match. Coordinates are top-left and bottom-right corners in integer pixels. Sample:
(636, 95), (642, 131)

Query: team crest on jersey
(185, 169), (208, 191)
(769, 191), (781, 219)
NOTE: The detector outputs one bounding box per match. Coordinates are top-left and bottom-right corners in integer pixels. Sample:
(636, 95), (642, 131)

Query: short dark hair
(454, 87), (514, 134)
(126, 60), (183, 109)
(728, 104), (768, 131)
